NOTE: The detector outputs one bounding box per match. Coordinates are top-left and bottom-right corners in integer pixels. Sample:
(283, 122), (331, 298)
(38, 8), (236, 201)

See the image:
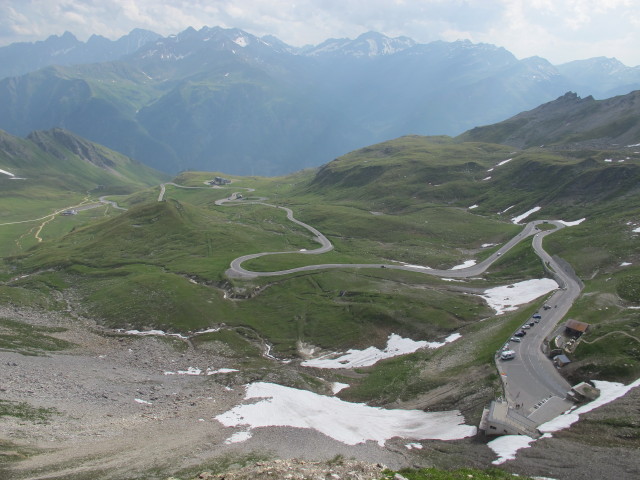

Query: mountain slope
(2, 27), (639, 175)
(456, 90), (640, 148)
(0, 127), (167, 192)
(557, 57), (640, 97)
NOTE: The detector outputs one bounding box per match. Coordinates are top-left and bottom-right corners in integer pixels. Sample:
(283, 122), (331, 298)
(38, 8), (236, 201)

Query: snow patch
(122, 329), (188, 339)
(233, 36), (248, 47)
(215, 382), (476, 446)
(450, 260), (476, 270)
(179, 367), (201, 375)
(331, 382), (350, 394)
(480, 278), (558, 315)
(134, 398), (152, 405)
(512, 206), (541, 224)
(224, 430), (253, 444)
(301, 333), (460, 369)
(468, 204), (479, 209)
(539, 379), (640, 434)
(488, 435), (536, 465)
(500, 205), (515, 214)
(496, 158), (513, 166)
(164, 366), (237, 376)
(397, 262), (432, 270)
(207, 368), (239, 375)
(482, 243), (497, 248)
(621, 262), (632, 267)
(633, 227), (640, 233)
(559, 218), (586, 226)
(483, 176), (492, 181)
(405, 442), (423, 450)
(0, 168), (15, 177)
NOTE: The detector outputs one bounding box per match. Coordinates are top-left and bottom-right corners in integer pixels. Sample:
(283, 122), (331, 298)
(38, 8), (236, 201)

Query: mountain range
(1, 26), (639, 177)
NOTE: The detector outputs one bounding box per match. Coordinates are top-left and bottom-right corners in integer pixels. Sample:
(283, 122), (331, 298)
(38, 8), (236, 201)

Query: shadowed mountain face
(0, 127), (167, 194)
(0, 26), (639, 175)
(456, 90), (640, 149)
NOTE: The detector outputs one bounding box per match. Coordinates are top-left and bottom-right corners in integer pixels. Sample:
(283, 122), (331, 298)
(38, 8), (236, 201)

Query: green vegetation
(2, 133), (639, 393)
(0, 318), (74, 355)
(0, 400), (57, 423)
(381, 467), (532, 480)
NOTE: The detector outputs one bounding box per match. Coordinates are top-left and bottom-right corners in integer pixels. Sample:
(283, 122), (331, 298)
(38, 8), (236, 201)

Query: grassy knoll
(0, 318), (74, 355)
(483, 240), (547, 281)
(543, 209), (640, 279)
(15, 200), (318, 281)
(244, 202), (519, 272)
(562, 274), (640, 383)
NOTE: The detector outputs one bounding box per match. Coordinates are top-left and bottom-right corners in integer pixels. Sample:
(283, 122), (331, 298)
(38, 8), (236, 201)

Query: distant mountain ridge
(301, 31), (415, 57)
(1, 26), (639, 175)
(0, 29), (161, 79)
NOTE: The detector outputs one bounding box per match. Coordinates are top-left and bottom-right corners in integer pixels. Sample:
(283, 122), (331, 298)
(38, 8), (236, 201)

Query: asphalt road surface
(498, 221), (582, 423)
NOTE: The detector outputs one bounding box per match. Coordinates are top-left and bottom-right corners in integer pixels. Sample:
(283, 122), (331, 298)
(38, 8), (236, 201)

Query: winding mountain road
(218, 195), (582, 427)
(223, 198), (544, 280)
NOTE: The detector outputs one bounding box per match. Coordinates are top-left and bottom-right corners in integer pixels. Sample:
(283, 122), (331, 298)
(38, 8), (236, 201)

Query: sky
(1, 0), (639, 66)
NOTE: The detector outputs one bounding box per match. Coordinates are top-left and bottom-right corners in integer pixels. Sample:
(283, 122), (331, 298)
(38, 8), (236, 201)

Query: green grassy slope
(456, 90), (640, 148)
(3, 133), (639, 400)
(0, 128), (168, 257)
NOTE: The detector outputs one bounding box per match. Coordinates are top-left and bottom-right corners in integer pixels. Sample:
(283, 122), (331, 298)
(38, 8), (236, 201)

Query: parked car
(501, 350), (516, 360)
(510, 337), (521, 342)
(533, 314), (542, 319)
(528, 322), (536, 327)
(514, 331), (526, 337)
(522, 324), (531, 329)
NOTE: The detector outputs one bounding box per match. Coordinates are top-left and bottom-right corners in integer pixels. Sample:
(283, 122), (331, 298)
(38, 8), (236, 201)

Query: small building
(212, 176), (231, 185)
(569, 382), (600, 402)
(553, 354), (572, 367)
(564, 319), (590, 337)
(480, 400), (539, 437)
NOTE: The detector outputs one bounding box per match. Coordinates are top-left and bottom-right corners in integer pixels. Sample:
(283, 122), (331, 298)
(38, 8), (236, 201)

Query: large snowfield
(216, 382), (477, 446)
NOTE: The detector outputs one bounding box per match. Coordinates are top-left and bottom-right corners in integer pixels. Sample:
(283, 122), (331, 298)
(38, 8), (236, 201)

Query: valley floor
(1, 304), (639, 480)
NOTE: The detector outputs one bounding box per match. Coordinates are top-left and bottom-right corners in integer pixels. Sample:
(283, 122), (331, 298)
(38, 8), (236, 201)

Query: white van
(500, 350), (516, 360)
